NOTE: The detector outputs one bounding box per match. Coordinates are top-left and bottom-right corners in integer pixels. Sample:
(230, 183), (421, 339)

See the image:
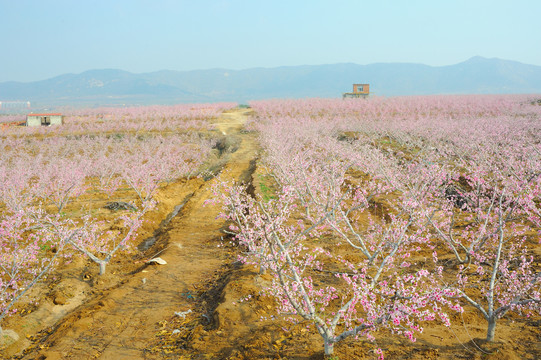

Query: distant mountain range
(1, 56), (540, 108)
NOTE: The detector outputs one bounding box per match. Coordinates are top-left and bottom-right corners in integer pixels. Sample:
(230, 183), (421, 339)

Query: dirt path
(23, 108), (258, 360)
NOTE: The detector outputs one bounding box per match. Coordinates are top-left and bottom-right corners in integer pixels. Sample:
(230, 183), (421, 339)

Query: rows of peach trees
(0, 102), (235, 335)
(215, 95), (541, 357)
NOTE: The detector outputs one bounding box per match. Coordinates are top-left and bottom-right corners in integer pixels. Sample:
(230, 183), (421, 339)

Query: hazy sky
(1, 0), (540, 82)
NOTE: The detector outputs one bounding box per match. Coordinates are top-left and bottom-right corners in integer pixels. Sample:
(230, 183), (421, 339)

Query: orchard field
(0, 95), (540, 359)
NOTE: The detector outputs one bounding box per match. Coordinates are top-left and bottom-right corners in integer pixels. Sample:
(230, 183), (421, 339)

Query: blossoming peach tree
(422, 139), (541, 342)
(0, 210), (72, 334)
(216, 175), (462, 357)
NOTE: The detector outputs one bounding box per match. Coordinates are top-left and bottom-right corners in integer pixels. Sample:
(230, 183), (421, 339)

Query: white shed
(26, 113), (63, 126)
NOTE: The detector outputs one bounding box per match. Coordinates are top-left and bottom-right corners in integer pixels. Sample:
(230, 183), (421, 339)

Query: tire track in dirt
(22, 108), (258, 360)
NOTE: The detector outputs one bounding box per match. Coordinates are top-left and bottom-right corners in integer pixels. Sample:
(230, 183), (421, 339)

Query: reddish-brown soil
(1, 109), (539, 359)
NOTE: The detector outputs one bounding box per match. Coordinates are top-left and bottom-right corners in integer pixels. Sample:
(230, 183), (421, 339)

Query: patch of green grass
(258, 174), (277, 202)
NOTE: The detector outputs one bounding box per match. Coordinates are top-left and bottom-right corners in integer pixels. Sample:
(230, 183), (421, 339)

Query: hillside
(1, 57), (541, 107)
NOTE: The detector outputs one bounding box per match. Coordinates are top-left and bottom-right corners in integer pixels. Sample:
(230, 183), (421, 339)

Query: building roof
(27, 113), (63, 117)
